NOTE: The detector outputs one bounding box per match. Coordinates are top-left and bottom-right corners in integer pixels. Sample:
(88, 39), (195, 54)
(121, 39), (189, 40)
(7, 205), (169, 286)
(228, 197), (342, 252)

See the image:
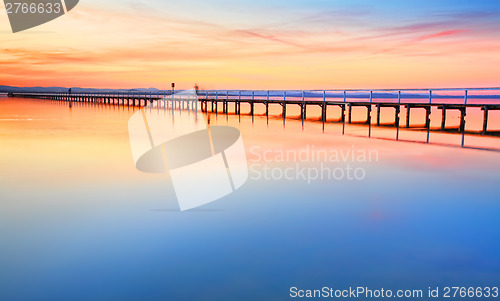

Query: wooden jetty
(8, 88), (500, 140)
(197, 89), (500, 137)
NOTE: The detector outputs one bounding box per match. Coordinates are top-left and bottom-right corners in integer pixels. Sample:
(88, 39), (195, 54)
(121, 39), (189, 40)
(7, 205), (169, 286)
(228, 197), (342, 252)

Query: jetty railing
(199, 88), (500, 138)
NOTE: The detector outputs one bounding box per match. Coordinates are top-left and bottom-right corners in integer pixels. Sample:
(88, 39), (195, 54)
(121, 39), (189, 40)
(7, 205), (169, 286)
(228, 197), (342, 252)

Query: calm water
(1, 96), (500, 300)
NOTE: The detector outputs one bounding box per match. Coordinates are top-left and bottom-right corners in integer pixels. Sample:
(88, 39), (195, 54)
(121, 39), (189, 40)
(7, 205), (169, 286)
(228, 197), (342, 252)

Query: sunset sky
(1, 0), (500, 90)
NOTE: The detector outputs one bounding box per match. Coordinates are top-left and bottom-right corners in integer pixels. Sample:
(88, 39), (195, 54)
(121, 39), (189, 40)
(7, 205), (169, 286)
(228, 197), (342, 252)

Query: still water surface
(1, 97), (499, 300)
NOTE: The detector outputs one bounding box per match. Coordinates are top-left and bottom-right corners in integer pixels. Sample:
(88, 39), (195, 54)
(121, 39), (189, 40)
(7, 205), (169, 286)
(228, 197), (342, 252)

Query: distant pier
(8, 91), (166, 107)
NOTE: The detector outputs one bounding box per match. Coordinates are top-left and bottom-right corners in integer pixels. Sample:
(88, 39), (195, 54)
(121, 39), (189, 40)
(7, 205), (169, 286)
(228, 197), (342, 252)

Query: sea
(1, 95), (499, 300)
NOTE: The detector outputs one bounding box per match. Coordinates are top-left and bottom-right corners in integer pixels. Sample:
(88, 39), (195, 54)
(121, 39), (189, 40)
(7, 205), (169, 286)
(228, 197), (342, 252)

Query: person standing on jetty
(68, 88), (72, 108)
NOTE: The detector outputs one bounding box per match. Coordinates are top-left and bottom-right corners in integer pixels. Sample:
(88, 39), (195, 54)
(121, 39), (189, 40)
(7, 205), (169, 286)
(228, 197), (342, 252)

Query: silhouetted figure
(68, 88), (72, 108)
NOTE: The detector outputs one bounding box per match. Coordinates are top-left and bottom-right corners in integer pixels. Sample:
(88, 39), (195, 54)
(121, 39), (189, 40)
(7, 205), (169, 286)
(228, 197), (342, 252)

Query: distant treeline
(0, 85), (162, 94)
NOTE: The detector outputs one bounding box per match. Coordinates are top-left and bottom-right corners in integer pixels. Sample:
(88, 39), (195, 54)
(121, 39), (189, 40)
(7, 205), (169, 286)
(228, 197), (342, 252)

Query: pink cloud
(414, 29), (469, 42)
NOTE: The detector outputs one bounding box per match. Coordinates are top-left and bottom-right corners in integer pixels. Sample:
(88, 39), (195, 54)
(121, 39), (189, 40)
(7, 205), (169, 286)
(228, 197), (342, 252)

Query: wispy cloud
(413, 29), (468, 42)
